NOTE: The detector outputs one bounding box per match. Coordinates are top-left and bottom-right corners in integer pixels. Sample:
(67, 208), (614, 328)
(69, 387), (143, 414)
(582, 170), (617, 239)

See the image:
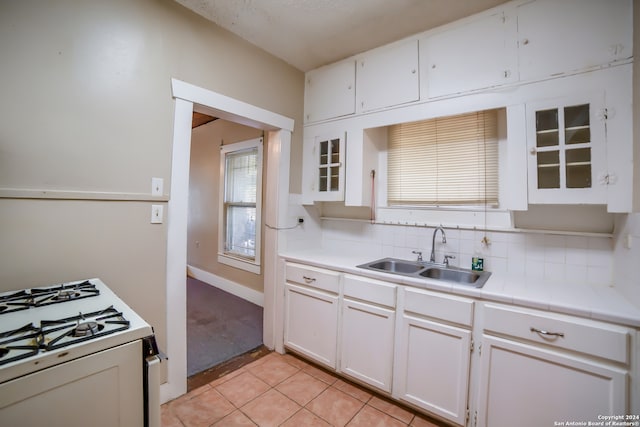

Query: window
(219, 137), (262, 274)
(387, 110), (499, 206)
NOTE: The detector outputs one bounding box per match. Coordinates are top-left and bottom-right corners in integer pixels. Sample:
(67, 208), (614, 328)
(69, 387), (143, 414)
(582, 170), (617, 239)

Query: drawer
(343, 274), (396, 308)
(483, 303), (631, 364)
(286, 263), (340, 294)
(403, 287), (474, 327)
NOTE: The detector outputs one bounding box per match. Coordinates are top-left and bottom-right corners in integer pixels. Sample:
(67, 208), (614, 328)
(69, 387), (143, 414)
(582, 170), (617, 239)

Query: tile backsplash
(319, 220), (613, 287)
(613, 213), (640, 305)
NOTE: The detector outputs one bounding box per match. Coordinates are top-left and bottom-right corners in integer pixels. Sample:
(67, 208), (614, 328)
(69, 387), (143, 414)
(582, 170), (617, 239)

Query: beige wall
(188, 120), (264, 292)
(0, 0), (304, 359)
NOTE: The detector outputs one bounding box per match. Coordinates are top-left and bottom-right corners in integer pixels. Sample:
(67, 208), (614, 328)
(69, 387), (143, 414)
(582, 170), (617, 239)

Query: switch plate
(151, 205), (163, 224)
(151, 177), (163, 196)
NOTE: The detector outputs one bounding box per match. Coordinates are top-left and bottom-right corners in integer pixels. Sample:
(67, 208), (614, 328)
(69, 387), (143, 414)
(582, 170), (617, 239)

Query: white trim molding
(163, 78), (294, 404)
(187, 265), (264, 307)
(171, 79), (294, 132)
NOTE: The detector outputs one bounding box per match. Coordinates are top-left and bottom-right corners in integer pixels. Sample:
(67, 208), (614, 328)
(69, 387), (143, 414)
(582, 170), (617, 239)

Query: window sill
(218, 253), (261, 275)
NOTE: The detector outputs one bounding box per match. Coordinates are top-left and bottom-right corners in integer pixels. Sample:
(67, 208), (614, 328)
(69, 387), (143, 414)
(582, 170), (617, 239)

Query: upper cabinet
(301, 0), (634, 211)
(423, 10), (517, 98)
(526, 93), (607, 205)
(304, 60), (356, 123)
(356, 39), (420, 113)
(517, 0), (632, 82)
(302, 131), (346, 203)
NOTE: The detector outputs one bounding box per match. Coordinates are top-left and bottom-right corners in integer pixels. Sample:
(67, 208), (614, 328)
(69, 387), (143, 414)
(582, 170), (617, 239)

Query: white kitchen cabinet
(476, 303), (630, 426)
(423, 10), (517, 98)
(284, 263), (340, 369)
(302, 131), (346, 203)
(517, 0), (632, 82)
(393, 287), (474, 425)
(356, 39), (419, 113)
(526, 93), (608, 205)
(339, 275), (396, 392)
(304, 60), (356, 123)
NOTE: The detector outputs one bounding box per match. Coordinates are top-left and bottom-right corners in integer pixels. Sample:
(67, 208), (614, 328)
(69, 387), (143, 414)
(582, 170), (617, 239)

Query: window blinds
(387, 110), (499, 206)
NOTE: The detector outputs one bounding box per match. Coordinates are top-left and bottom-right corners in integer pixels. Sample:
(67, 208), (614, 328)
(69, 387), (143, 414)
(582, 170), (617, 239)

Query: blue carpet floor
(187, 277), (263, 377)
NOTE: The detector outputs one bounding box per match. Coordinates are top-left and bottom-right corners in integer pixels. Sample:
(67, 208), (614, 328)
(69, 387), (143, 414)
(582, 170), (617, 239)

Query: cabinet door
(284, 283), (339, 369)
(394, 314), (471, 425)
(304, 60), (356, 123)
(340, 298), (395, 392)
(517, 0), (632, 82)
(424, 10), (517, 98)
(526, 93), (607, 204)
(306, 132), (346, 202)
(476, 335), (627, 427)
(356, 39), (419, 113)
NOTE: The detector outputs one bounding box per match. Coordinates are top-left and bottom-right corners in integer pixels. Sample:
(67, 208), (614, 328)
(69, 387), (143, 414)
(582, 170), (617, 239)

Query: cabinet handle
(529, 147), (537, 155)
(302, 276), (316, 284)
(522, 38), (529, 45)
(530, 327), (564, 338)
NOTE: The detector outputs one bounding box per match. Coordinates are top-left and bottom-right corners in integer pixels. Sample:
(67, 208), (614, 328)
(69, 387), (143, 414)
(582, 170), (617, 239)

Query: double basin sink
(357, 257), (491, 288)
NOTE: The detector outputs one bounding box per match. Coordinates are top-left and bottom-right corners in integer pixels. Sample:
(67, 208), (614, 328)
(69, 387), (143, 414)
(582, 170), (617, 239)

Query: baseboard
(186, 265), (264, 307)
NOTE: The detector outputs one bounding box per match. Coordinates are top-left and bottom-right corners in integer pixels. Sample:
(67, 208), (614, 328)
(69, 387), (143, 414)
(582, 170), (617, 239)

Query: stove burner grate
(32, 280), (99, 307)
(0, 323), (42, 366)
(0, 290), (33, 315)
(41, 306), (130, 351)
(0, 280), (101, 316)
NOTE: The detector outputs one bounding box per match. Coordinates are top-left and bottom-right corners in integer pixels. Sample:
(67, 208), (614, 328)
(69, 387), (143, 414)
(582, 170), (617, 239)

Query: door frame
(161, 78), (293, 402)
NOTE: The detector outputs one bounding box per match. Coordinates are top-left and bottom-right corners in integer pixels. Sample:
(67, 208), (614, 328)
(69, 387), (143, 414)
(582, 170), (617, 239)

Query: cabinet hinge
(466, 407), (470, 425)
(470, 338), (474, 353)
(597, 107), (612, 121)
(474, 410), (478, 427)
(478, 343), (482, 357)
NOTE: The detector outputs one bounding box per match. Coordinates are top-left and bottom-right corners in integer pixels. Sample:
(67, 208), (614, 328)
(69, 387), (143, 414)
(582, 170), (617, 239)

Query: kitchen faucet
(430, 226), (446, 263)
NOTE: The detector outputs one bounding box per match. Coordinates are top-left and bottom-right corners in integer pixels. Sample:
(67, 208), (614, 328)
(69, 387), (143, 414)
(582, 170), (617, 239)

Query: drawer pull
(302, 276), (316, 284)
(530, 327), (564, 338)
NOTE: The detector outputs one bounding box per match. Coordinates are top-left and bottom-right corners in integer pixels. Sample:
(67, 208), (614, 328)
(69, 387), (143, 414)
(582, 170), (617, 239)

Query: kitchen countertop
(280, 249), (640, 329)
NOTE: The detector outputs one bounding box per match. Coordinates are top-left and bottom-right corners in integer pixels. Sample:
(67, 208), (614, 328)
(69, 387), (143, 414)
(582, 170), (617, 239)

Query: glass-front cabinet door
(526, 94), (607, 204)
(313, 133), (345, 201)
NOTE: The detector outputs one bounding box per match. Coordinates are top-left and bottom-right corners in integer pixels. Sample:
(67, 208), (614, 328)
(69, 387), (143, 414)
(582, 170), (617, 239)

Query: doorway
(162, 78), (293, 403)
(186, 119), (265, 378)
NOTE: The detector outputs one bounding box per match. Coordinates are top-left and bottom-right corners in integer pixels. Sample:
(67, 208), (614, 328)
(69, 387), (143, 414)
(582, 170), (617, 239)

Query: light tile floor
(162, 351), (447, 427)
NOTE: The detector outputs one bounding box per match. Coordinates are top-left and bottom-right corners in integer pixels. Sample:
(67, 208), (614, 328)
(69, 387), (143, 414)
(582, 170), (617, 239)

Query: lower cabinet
(284, 283), (339, 369)
(284, 263), (340, 369)
(340, 274), (396, 392)
(476, 335), (627, 427)
(393, 287), (474, 426)
(282, 262), (635, 426)
(476, 303), (631, 426)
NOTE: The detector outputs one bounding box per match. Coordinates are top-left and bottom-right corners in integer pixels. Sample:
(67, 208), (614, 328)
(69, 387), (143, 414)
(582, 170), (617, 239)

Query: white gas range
(0, 278), (160, 427)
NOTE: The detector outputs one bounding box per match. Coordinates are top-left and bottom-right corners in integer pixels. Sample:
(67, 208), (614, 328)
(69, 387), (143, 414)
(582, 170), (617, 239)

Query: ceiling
(175, 0), (509, 72)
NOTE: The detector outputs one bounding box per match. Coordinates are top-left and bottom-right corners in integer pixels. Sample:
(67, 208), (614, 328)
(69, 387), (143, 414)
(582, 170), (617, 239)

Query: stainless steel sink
(420, 267), (481, 284)
(365, 259), (424, 274)
(357, 257), (491, 288)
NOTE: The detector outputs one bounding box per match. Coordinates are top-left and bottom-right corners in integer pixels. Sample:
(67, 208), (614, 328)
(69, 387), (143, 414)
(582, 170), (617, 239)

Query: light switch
(151, 177), (163, 196)
(151, 205), (163, 224)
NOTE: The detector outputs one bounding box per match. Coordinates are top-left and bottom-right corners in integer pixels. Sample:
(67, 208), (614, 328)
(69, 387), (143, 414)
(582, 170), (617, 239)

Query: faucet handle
(411, 250), (423, 261)
(443, 254), (456, 267)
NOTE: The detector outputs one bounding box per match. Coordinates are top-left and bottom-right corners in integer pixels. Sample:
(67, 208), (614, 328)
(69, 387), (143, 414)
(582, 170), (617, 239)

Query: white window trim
(375, 108), (512, 229)
(218, 137), (263, 275)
